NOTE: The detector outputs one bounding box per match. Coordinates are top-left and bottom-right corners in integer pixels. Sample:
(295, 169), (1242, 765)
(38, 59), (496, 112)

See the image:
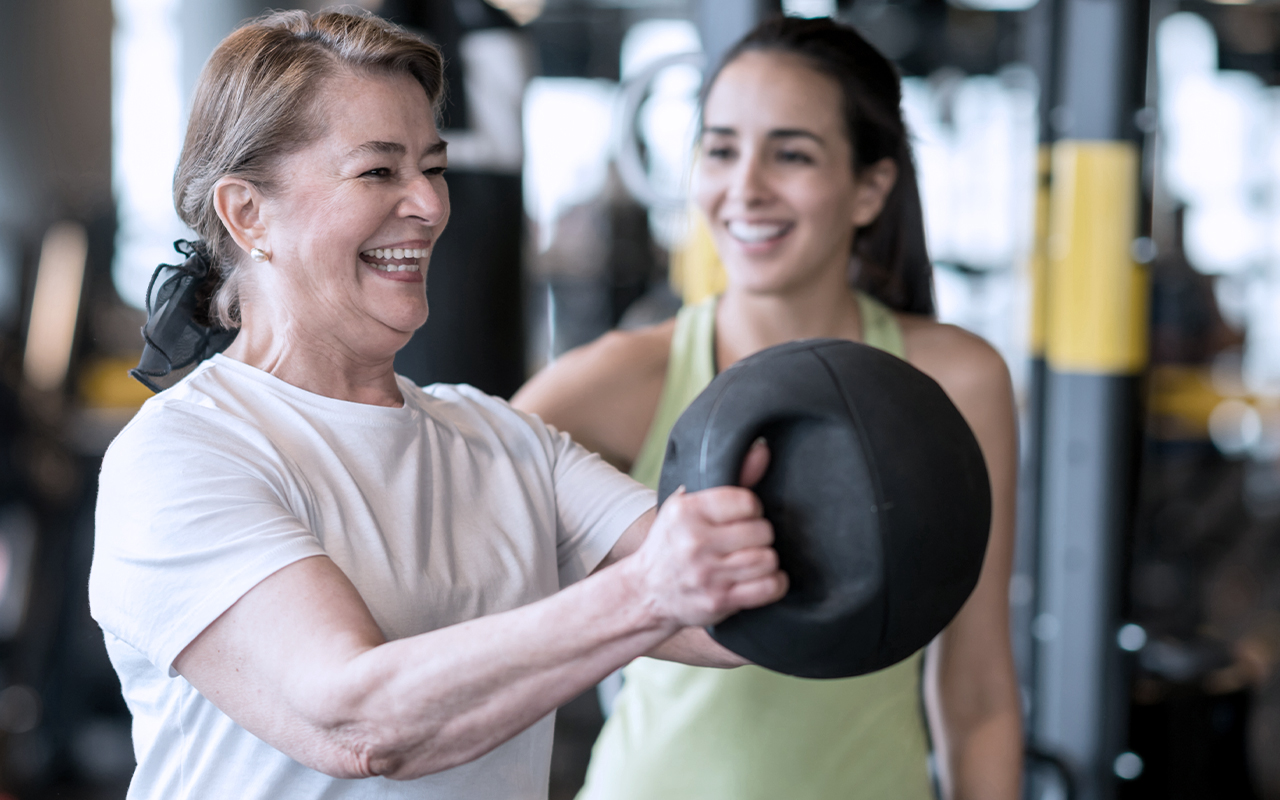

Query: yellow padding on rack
(1045, 141), (1148, 374)
(79, 355), (153, 409)
(670, 210), (726, 306)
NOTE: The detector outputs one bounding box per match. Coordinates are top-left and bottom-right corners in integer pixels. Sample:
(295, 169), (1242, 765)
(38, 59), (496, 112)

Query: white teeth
(371, 262), (421, 273)
(361, 247), (428, 260)
(727, 221), (789, 244)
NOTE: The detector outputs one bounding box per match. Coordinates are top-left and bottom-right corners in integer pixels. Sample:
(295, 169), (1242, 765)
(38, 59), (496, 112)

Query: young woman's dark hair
(702, 16), (935, 316)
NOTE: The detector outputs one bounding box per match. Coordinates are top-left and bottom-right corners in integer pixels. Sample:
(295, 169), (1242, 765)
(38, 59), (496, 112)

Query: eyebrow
(348, 139), (448, 158)
(703, 126), (825, 145)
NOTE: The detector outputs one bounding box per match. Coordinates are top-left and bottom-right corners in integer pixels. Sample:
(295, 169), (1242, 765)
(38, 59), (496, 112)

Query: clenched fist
(624, 440), (788, 629)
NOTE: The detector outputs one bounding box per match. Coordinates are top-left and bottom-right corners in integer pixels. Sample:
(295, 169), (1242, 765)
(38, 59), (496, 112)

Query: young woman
(513, 17), (1022, 800)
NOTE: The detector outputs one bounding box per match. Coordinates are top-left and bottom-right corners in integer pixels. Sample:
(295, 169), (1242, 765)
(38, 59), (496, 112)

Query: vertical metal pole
(1016, 147), (1052, 724)
(1013, 0), (1060, 725)
(1032, 0), (1150, 796)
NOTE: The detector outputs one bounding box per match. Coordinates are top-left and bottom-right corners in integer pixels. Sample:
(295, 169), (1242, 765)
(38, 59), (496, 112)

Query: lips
(359, 245), (429, 274)
(726, 220), (793, 244)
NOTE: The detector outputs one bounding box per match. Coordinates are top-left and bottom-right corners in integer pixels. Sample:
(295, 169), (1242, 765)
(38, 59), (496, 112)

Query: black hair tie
(130, 239), (239, 393)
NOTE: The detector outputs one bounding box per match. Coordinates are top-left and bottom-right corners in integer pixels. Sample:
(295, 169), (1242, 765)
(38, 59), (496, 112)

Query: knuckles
(673, 485), (764, 522)
(645, 485), (785, 626)
(752, 546), (780, 573)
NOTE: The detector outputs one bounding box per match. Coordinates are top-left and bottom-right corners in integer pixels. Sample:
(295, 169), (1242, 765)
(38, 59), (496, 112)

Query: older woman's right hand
(626, 486), (787, 629)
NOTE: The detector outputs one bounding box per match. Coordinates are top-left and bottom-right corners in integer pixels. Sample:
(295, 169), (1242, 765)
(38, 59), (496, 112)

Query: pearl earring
(250, 247), (269, 262)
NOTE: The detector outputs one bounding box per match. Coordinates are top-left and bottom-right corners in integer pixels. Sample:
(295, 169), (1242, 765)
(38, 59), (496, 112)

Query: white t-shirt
(90, 354), (655, 800)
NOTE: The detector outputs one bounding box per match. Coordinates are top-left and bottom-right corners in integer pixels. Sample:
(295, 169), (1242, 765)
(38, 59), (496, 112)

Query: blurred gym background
(0, 0), (1276, 797)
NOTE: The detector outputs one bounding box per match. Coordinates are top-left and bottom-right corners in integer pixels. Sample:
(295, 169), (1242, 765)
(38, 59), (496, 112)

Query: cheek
(795, 175), (860, 229)
(691, 166), (725, 218)
(299, 195), (390, 261)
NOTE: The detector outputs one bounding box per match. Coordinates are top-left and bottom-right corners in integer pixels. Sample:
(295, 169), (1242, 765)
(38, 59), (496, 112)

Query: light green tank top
(578, 294), (933, 800)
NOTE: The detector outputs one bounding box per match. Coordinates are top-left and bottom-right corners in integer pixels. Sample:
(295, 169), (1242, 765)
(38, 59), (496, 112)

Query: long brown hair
(703, 16), (935, 315)
(173, 10), (444, 327)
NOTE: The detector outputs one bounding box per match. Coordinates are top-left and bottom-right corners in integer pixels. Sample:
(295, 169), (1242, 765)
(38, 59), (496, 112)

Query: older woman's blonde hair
(173, 9), (444, 328)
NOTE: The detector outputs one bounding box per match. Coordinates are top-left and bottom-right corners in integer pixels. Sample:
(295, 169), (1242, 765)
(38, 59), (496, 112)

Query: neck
(223, 305), (406, 408)
(716, 268), (864, 370)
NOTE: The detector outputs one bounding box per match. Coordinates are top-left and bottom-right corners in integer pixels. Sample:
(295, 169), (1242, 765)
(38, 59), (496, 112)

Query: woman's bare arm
(172, 486), (784, 781)
(905, 319), (1024, 800)
(589, 443), (775, 669)
(516, 323), (755, 668)
(513, 323), (673, 472)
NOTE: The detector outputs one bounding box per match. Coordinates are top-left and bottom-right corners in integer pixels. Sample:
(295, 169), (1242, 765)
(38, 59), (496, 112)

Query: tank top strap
(629, 296), (719, 489)
(857, 292), (907, 360)
(630, 293), (901, 487)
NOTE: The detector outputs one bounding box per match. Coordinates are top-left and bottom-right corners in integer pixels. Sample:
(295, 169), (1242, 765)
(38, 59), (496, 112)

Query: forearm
(926, 638), (1023, 800)
(938, 704), (1023, 800)
(325, 558), (677, 779)
(177, 487), (782, 782)
(645, 626), (749, 668)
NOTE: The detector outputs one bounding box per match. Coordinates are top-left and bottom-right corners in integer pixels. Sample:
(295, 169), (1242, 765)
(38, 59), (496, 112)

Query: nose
(400, 173), (449, 227)
(726, 151), (771, 207)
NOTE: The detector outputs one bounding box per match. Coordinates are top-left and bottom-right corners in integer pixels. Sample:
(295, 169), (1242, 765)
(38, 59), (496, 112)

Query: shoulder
(512, 319), (676, 468)
(524, 319), (675, 397)
(895, 313), (1013, 415)
(103, 368), (288, 487)
(418, 381), (550, 446)
(110, 393), (243, 462)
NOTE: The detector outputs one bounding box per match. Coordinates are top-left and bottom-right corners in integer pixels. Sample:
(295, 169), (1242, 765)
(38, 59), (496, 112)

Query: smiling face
(246, 69), (449, 360)
(695, 50), (888, 298)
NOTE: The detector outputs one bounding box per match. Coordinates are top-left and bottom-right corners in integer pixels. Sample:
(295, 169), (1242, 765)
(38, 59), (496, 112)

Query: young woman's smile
(724, 219), (796, 252)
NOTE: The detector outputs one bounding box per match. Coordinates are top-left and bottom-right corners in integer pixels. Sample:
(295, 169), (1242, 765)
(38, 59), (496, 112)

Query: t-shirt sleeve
(544, 427), (656, 587)
(90, 404), (327, 677)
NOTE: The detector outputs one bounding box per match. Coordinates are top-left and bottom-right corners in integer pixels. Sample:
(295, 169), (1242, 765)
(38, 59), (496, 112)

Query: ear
(212, 177), (268, 257)
(850, 158), (899, 228)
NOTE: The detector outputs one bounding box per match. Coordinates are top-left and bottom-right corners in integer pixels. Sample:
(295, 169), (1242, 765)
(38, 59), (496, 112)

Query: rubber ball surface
(657, 338), (991, 679)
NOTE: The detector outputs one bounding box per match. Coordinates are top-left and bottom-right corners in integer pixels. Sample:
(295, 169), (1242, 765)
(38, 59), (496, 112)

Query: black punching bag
(658, 338), (991, 679)
(385, 0), (526, 398)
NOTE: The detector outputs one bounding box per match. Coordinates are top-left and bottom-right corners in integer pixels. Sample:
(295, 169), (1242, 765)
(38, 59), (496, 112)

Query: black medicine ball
(657, 338), (991, 679)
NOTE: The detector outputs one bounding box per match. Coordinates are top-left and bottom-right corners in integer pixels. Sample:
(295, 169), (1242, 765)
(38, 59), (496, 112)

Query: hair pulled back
(705, 16), (934, 315)
(173, 10), (444, 327)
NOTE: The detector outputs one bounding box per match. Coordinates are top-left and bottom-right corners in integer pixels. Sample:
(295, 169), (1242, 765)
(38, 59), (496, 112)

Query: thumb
(738, 437), (770, 488)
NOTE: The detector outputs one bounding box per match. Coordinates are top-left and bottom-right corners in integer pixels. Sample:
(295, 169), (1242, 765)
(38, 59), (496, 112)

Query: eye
(777, 149), (815, 165)
(362, 167), (393, 178)
(424, 166), (447, 177)
(704, 144), (735, 161)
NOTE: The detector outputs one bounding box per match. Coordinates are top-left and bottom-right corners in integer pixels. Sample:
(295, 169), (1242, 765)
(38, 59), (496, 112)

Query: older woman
(88, 11), (785, 800)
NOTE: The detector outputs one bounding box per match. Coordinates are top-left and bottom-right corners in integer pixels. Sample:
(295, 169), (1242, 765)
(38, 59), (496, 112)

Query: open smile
(358, 245), (430, 282)
(725, 220), (794, 249)
(359, 246), (428, 273)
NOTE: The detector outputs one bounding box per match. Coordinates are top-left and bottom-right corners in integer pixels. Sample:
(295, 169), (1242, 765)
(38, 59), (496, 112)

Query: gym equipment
(658, 338), (991, 679)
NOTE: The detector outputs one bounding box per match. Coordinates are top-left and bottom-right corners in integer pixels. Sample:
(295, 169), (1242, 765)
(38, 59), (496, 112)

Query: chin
(722, 262), (797, 296)
(375, 322), (423, 358)
(393, 308), (430, 335)
(366, 305), (427, 345)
